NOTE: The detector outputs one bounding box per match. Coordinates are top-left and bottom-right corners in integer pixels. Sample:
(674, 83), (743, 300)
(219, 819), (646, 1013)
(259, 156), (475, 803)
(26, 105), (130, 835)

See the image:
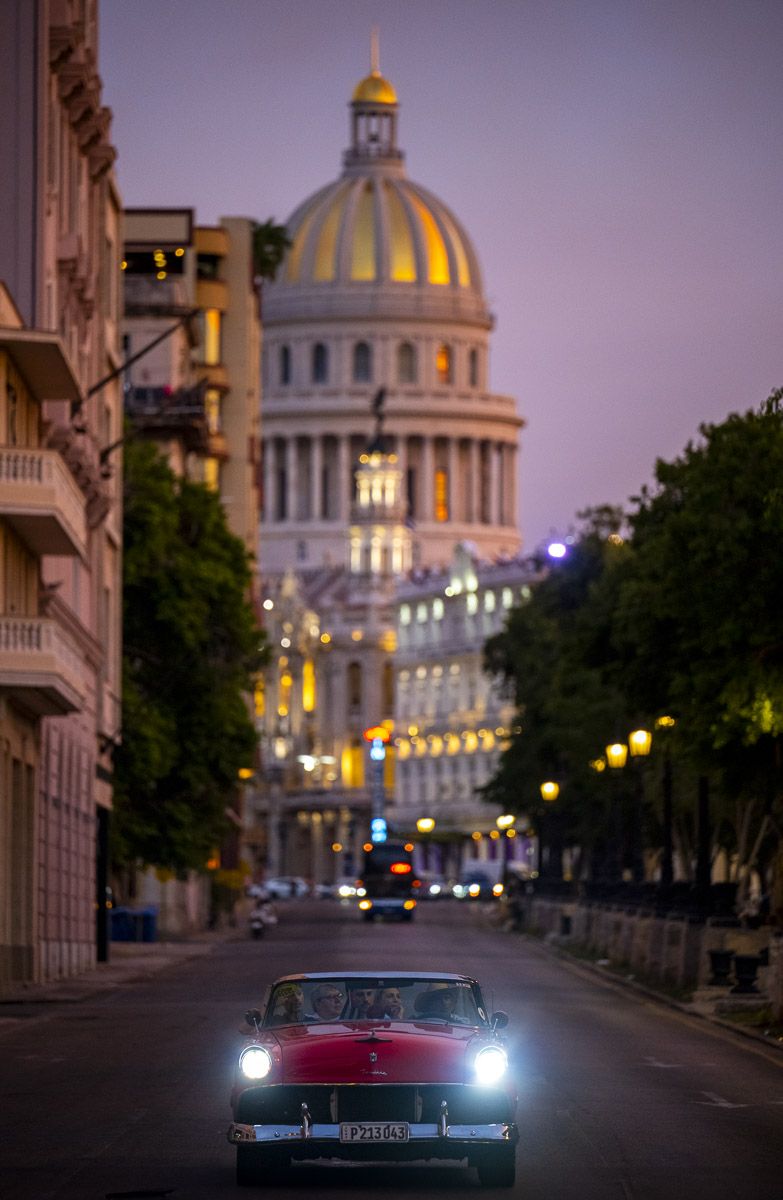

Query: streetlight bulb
(628, 728), (652, 757)
(547, 541), (567, 559)
(605, 742), (628, 769)
(540, 781), (559, 802)
(416, 817), (435, 834)
(496, 813), (515, 829)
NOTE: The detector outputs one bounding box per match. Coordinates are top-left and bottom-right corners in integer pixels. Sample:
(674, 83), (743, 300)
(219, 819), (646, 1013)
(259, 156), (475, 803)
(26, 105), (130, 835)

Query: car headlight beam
(239, 1045), (273, 1080)
(474, 1045), (507, 1085)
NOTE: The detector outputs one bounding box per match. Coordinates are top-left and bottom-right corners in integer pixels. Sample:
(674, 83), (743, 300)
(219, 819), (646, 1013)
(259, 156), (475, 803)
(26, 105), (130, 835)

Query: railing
(0, 448), (87, 556)
(0, 617), (86, 712)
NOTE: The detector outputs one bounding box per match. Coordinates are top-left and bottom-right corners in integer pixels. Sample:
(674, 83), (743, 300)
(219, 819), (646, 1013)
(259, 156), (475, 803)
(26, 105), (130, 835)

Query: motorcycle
(249, 896), (277, 939)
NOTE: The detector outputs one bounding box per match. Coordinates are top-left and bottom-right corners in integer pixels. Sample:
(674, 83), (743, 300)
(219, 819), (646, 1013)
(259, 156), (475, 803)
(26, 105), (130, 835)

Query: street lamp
(416, 817), (436, 834)
(654, 715), (676, 890)
(628, 728), (652, 883)
(496, 814), (516, 881)
(540, 781), (560, 802)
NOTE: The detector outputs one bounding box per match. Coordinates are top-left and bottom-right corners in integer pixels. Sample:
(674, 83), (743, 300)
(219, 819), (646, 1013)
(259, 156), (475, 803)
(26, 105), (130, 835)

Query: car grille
(236, 1084), (512, 1126)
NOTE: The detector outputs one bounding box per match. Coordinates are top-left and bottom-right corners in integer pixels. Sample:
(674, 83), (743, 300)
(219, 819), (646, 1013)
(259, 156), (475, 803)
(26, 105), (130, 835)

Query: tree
(112, 440), (266, 876)
(251, 219), (291, 284)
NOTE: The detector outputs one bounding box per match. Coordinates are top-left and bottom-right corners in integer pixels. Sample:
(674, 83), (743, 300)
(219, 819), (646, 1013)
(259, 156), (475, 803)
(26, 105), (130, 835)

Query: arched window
(397, 341), (416, 384)
(435, 343), (452, 384)
(353, 341), (372, 383)
(347, 661), (362, 709)
(280, 344), (291, 385)
(469, 347), (478, 388)
(312, 342), (328, 383)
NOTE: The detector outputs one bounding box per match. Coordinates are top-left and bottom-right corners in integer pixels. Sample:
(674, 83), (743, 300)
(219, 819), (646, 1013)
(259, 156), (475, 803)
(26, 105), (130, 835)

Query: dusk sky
(100, 0), (782, 553)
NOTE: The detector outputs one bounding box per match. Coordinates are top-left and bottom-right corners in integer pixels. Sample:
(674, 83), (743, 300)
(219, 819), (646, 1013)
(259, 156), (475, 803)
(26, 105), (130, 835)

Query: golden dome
(352, 70), (397, 105)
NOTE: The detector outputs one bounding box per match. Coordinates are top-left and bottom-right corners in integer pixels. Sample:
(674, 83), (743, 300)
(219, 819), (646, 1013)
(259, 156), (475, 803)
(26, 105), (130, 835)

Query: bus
(357, 841), (417, 921)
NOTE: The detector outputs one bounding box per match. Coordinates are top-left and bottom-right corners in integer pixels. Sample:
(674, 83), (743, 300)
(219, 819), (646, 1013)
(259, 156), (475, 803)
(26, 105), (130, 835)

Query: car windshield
(263, 978), (488, 1028)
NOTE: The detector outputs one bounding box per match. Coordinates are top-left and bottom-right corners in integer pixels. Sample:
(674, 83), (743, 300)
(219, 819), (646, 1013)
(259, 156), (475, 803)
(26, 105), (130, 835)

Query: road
(1, 900), (783, 1200)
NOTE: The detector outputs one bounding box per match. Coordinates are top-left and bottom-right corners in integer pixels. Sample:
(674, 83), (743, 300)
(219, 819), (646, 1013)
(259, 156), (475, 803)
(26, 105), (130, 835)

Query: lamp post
(605, 742), (627, 884)
(628, 728), (652, 884)
(654, 716), (676, 892)
(537, 783), (559, 882)
(496, 813), (516, 880)
(416, 817), (436, 874)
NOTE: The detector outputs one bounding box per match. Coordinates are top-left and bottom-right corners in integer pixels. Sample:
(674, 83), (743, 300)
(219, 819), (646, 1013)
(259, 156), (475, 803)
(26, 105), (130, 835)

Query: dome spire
(370, 25), (380, 75)
(346, 33), (403, 173)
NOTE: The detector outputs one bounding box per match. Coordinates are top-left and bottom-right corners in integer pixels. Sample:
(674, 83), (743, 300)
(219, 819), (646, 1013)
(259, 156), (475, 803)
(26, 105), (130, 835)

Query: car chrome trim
(228, 1120), (517, 1145)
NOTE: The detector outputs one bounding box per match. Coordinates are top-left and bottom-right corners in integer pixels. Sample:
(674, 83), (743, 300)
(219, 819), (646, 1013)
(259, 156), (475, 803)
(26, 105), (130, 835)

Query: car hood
(267, 1022), (483, 1084)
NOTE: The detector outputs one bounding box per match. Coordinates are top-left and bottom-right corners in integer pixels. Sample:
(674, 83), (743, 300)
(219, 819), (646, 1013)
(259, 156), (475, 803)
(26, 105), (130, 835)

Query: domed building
(252, 57), (527, 886)
(261, 56), (523, 572)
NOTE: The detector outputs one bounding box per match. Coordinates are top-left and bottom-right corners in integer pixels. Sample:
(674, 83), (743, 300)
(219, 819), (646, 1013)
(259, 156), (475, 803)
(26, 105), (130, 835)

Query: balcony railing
(0, 617), (85, 715)
(0, 448), (87, 557)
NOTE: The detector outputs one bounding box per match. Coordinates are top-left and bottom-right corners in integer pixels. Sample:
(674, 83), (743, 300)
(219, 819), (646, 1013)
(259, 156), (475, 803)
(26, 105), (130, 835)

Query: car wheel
(476, 1147), (516, 1188)
(236, 1146), (287, 1186)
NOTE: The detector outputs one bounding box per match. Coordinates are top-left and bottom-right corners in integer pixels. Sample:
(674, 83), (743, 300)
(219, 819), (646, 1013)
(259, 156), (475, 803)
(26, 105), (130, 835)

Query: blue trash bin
(141, 907), (158, 943)
(110, 907), (133, 942)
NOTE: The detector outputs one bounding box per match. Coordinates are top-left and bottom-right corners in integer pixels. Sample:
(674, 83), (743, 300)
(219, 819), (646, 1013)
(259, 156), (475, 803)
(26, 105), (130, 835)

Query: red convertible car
(228, 971), (518, 1188)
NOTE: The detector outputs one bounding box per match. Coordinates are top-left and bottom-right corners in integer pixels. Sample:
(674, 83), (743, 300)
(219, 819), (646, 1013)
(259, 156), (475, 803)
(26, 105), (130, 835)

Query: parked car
(228, 971), (517, 1188)
(452, 872), (501, 900)
(261, 876), (310, 899)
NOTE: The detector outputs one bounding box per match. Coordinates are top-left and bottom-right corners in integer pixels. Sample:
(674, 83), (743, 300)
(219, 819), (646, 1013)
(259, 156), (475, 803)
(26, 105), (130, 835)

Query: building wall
(0, 0), (122, 991)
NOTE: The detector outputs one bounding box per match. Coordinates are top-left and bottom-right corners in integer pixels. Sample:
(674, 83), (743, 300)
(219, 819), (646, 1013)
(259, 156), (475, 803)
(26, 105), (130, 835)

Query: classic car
(228, 971), (518, 1188)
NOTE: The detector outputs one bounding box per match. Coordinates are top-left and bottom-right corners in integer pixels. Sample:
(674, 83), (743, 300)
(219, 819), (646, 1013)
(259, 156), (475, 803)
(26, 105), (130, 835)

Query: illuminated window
(432, 597), (444, 620)
(484, 590), (496, 612)
(203, 309), (221, 365)
(434, 469), (449, 522)
(312, 342), (328, 383)
(400, 604), (411, 626)
(397, 341), (416, 384)
(203, 458), (219, 491)
(435, 344), (452, 384)
(353, 341), (372, 382)
(280, 345), (291, 385)
(302, 659), (316, 712)
(502, 587), (513, 609)
(342, 739), (365, 788)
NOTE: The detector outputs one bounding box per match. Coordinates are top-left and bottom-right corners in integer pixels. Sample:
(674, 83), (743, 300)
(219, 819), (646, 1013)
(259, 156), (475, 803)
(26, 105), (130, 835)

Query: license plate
(339, 1121), (409, 1143)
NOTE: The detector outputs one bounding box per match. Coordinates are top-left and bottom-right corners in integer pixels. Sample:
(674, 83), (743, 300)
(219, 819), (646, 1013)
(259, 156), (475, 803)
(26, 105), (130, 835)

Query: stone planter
(731, 953), (762, 994)
(708, 947), (734, 986)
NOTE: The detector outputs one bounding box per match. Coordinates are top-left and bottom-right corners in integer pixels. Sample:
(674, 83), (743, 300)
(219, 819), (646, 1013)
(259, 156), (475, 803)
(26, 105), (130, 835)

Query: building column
(447, 437), (458, 523)
(421, 436), (434, 522)
(337, 436), (350, 523)
(286, 437), (298, 522)
(263, 439), (274, 523)
(311, 434), (322, 520)
(469, 440), (480, 523)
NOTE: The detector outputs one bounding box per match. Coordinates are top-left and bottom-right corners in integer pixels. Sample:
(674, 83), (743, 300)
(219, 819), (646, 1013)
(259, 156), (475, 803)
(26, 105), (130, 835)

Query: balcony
(0, 449), (87, 557)
(124, 383), (210, 455)
(0, 617), (85, 715)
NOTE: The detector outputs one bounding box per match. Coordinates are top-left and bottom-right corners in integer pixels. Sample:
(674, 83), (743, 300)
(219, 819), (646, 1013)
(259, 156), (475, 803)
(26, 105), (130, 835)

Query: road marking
(643, 1056), (682, 1068)
(696, 1091), (748, 1108)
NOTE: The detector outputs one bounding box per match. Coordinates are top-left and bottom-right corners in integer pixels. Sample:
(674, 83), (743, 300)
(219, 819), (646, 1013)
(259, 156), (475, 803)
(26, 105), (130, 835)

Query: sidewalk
(512, 925), (783, 1058)
(0, 929), (237, 1011)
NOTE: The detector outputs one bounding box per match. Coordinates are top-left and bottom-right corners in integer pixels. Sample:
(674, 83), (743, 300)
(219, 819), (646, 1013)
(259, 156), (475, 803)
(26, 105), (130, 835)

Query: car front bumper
(228, 1105), (517, 1157)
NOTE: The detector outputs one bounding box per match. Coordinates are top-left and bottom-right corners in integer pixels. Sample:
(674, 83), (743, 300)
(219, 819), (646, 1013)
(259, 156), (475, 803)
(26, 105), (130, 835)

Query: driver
(415, 982), (467, 1023)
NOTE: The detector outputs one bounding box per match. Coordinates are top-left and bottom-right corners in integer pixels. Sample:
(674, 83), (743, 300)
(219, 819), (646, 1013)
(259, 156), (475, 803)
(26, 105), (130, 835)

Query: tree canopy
(112, 439), (266, 874)
(484, 393), (783, 900)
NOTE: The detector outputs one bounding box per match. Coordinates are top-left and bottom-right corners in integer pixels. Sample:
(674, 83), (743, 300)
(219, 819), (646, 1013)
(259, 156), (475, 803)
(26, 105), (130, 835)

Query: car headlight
(474, 1045), (508, 1085)
(239, 1045), (273, 1080)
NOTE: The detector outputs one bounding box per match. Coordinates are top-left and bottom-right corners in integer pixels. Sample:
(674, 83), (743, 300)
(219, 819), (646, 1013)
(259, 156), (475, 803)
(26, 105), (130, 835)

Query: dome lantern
(345, 29), (402, 172)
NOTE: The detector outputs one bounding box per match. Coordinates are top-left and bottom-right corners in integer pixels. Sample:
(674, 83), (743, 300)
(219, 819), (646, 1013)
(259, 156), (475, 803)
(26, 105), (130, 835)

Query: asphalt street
(1, 899), (782, 1200)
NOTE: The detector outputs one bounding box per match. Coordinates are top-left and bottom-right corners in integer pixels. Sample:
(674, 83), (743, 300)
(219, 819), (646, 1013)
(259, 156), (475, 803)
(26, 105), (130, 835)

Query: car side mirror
(245, 1009), (262, 1029)
(491, 1010), (509, 1031)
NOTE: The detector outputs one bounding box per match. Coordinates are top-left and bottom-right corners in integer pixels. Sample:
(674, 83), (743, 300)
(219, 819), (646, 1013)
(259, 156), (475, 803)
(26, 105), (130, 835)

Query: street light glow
(540, 781), (560, 802)
(547, 541), (567, 559)
(416, 817), (435, 833)
(605, 742), (628, 769)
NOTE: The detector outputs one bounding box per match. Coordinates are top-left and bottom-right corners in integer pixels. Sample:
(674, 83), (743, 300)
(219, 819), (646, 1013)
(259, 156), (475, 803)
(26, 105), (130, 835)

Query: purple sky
(100, 0), (782, 553)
